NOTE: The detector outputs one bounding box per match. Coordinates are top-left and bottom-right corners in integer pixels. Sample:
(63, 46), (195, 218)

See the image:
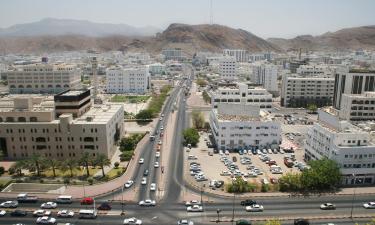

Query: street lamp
(121, 185), (125, 216)
(350, 173), (357, 219)
(216, 208), (221, 223)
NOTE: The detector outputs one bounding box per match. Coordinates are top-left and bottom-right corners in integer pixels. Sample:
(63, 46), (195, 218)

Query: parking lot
(184, 132), (306, 192)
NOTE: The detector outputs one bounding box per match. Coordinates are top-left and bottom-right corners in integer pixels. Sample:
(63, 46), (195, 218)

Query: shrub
(114, 162), (120, 169)
(0, 167), (5, 175)
(261, 184), (269, 192)
(39, 179), (44, 183)
(87, 178), (94, 185)
(8, 167), (15, 175)
(64, 178), (70, 185)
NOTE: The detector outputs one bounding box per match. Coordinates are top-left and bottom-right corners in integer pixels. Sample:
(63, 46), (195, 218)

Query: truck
(17, 193), (38, 203)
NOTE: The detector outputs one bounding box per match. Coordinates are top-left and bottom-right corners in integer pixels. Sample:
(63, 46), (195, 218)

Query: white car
(155, 152), (160, 158)
(123, 217), (143, 225)
(57, 209), (74, 218)
(36, 216), (56, 224)
(158, 140), (162, 145)
(185, 200), (201, 206)
(150, 183), (156, 191)
(141, 177), (147, 185)
(160, 126), (164, 130)
(187, 205), (203, 212)
(139, 199), (156, 206)
(363, 202), (375, 209)
(320, 203), (336, 210)
(139, 158), (144, 164)
(40, 202), (57, 209)
(154, 162), (160, 168)
(246, 204), (264, 212)
(125, 180), (134, 188)
(0, 200), (18, 208)
(178, 219), (194, 225)
(220, 171), (230, 176)
(33, 209), (52, 217)
(0, 210), (6, 216)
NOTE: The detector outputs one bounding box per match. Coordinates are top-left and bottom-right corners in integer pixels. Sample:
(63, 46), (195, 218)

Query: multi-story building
(0, 90), (124, 160)
(5, 62), (81, 94)
(296, 64), (332, 76)
(289, 59), (308, 73)
(210, 83), (273, 111)
(280, 74), (335, 107)
(333, 67), (375, 109)
(304, 107), (375, 185)
(148, 63), (166, 75)
(106, 66), (150, 94)
(339, 92), (375, 122)
(219, 57), (237, 80)
(209, 103), (281, 151)
(252, 64), (278, 93)
(223, 49), (248, 62)
(161, 48), (185, 61)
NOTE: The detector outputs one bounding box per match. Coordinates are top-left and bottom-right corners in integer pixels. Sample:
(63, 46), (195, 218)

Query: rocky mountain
(0, 18), (160, 37)
(0, 22), (280, 54)
(268, 25), (375, 51)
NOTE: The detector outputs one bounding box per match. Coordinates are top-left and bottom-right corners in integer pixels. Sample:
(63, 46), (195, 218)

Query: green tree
(135, 109), (153, 120)
(307, 103), (318, 113)
(26, 154), (45, 177)
(183, 128), (200, 147)
(11, 160), (27, 176)
(79, 152), (92, 177)
(120, 137), (136, 151)
(279, 172), (302, 193)
(191, 111), (205, 129)
(95, 154), (111, 177)
(61, 159), (77, 177)
(226, 177), (256, 193)
(46, 159), (60, 178)
(196, 78), (208, 87)
(202, 91), (211, 104)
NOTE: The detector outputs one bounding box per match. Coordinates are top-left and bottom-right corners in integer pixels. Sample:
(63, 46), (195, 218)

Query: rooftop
(60, 90), (87, 96)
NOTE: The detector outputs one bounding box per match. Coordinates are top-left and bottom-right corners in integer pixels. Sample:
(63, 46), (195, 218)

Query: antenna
(210, 0), (213, 25)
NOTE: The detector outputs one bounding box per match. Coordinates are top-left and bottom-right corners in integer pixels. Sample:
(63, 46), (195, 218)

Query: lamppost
(350, 173), (356, 219)
(121, 185), (125, 216)
(216, 209), (221, 223)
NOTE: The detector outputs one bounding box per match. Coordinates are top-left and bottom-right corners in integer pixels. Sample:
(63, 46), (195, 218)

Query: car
(225, 150), (230, 155)
(185, 200), (201, 206)
(125, 180), (134, 188)
(363, 202), (375, 209)
(241, 199), (257, 206)
(97, 202), (112, 210)
(155, 152), (160, 158)
(123, 217), (143, 225)
(57, 209), (74, 217)
(80, 197), (94, 205)
(0, 200), (18, 208)
(161, 114), (164, 117)
(141, 177), (147, 185)
(139, 158), (144, 164)
(10, 210), (27, 217)
(40, 202), (57, 209)
(159, 118), (163, 121)
(245, 204), (264, 212)
(160, 126), (164, 130)
(178, 219), (194, 225)
(294, 218), (309, 225)
(0, 210), (6, 217)
(220, 171), (230, 176)
(187, 205), (203, 212)
(158, 140), (162, 145)
(320, 203), (336, 210)
(236, 219), (252, 225)
(33, 209), (52, 217)
(150, 183), (156, 191)
(154, 162), (160, 168)
(36, 216), (56, 224)
(143, 169), (149, 176)
(187, 155), (197, 160)
(139, 199), (156, 206)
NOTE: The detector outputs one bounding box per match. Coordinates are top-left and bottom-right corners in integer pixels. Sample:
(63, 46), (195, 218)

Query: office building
(148, 63), (166, 75)
(304, 108), (375, 185)
(252, 64), (278, 93)
(289, 59), (308, 73)
(219, 57), (238, 80)
(223, 49), (248, 62)
(339, 92), (375, 122)
(106, 66), (150, 94)
(162, 48), (185, 61)
(209, 103), (281, 151)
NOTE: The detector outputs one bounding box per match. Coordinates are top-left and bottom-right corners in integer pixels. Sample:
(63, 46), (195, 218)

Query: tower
(91, 56), (98, 100)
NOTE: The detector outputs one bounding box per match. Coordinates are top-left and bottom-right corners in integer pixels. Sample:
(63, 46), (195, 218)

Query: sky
(0, 0), (374, 38)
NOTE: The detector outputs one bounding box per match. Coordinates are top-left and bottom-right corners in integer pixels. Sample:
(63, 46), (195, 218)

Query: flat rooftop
(60, 90), (87, 96)
(74, 104), (122, 124)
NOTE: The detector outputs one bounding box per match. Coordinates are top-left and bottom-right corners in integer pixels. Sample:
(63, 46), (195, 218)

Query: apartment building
(296, 64), (332, 75)
(280, 74), (335, 107)
(252, 64), (278, 93)
(333, 67), (375, 109)
(209, 103), (281, 151)
(304, 107), (375, 185)
(148, 63), (166, 75)
(5, 62), (81, 94)
(106, 66), (150, 94)
(161, 48), (185, 61)
(210, 83), (273, 111)
(219, 57), (238, 80)
(0, 90), (124, 160)
(223, 49), (248, 62)
(339, 92), (375, 122)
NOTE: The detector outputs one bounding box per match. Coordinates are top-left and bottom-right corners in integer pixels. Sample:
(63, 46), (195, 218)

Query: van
(56, 195), (72, 204)
(79, 209), (97, 219)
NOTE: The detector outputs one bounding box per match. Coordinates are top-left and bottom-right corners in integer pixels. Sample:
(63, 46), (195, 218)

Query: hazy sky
(0, 0), (374, 38)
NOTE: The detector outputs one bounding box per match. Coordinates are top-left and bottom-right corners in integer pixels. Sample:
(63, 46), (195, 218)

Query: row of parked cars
(189, 161), (208, 181)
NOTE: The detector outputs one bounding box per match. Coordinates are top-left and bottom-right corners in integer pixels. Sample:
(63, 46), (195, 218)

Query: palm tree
(11, 160), (27, 176)
(46, 159), (60, 178)
(61, 159), (77, 177)
(26, 154), (45, 176)
(95, 154), (111, 177)
(79, 152), (92, 177)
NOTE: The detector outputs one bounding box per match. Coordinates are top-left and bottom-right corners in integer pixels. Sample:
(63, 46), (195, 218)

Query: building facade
(304, 108), (375, 185)
(219, 57), (238, 80)
(5, 63), (81, 94)
(339, 92), (375, 122)
(209, 103), (281, 151)
(223, 49), (248, 62)
(252, 64), (278, 93)
(106, 66), (150, 94)
(161, 48), (185, 61)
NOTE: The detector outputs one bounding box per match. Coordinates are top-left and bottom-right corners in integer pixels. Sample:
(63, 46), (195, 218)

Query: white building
(281, 74), (335, 107)
(223, 49), (248, 62)
(210, 83), (273, 111)
(162, 48), (185, 61)
(304, 107), (375, 185)
(219, 57), (238, 80)
(106, 66), (150, 94)
(210, 103), (281, 151)
(148, 63), (166, 75)
(0, 90), (124, 160)
(252, 64), (278, 93)
(296, 64), (332, 76)
(339, 92), (375, 122)
(5, 62), (81, 94)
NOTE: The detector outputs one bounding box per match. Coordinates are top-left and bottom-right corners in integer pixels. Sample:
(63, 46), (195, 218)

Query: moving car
(139, 158), (144, 164)
(0, 200), (18, 208)
(245, 204), (264, 212)
(139, 199), (156, 206)
(294, 218), (309, 225)
(320, 203), (336, 210)
(363, 202), (375, 209)
(178, 219), (194, 225)
(150, 183), (156, 191)
(57, 210), (74, 218)
(0, 210), (6, 217)
(33, 209), (52, 217)
(155, 152), (160, 158)
(10, 210), (27, 217)
(97, 202), (112, 210)
(36, 216), (56, 224)
(185, 200), (201, 206)
(154, 162), (160, 168)
(143, 169), (149, 176)
(240, 199), (257, 206)
(187, 205), (203, 212)
(40, 202), (57, 209)
(124, 180), (134, 188)
(141, 177), (147, 185)
(80, 197), (94, 205)
(123, 217), (143, 225)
